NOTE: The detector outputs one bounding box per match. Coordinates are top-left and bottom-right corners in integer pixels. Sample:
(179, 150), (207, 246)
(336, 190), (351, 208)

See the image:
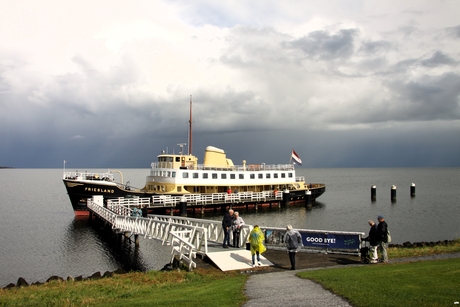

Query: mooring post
(410, 183), (416, 197)
(391, 185), (397, 202)
(371, 185), (376, 201)
(135, 234), (139, 246)
(179, 196), (187, 217)
(305, 190), (312, 207)
(282, 190), (290, 206)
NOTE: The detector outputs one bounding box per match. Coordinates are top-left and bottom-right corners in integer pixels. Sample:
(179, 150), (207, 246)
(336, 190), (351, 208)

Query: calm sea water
(0, 167), (459, 286)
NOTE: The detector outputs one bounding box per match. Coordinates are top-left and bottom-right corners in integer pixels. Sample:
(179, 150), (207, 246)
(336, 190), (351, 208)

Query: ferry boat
(62, 97), (325, 215)
(63, 145), (326, 215)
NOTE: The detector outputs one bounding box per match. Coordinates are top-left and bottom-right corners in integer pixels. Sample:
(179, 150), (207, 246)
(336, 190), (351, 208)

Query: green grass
(297, 258), (460, 307)
(0, 269), (248, 307)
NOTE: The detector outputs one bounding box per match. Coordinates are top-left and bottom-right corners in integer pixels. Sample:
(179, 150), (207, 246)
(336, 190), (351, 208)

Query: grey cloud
(289, 29), (359, 61)
(445, 25), (460, 38)
(358, 40), (393, 55)
(421, 51), (457, 67)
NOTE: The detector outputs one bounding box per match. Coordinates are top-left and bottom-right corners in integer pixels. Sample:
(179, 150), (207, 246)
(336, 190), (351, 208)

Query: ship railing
(150, 191), (283, 207)
(295, 176), (305, 182)
(63, 171), (114, 181)
(107, 197), (150, 209)
(150, 162), (295, 171)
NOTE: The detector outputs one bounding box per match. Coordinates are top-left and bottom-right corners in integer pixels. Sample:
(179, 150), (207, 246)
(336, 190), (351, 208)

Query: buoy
(371, 185), (376, 200)
(391, 185), (397, 201)
(411, 183), (416, 197)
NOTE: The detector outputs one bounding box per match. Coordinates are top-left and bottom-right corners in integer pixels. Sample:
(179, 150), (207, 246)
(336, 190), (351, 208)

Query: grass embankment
(297, 240), (460, 307)
(1, 240), (459, 307)
(0, 269), (248, 307)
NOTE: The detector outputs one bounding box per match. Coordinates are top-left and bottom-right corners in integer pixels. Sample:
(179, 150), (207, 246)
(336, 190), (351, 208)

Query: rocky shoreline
(2, 239), (458, 289)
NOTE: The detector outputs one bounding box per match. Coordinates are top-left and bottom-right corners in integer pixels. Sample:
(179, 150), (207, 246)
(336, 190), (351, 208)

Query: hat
(286, 225), (292, 230)
(377, 215), (384, 219)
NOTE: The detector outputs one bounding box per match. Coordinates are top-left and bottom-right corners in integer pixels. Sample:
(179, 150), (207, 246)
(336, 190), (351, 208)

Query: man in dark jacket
(362, 220), (379, 263)
(222, 208), (234, 248)
(377, 215), (389, 263)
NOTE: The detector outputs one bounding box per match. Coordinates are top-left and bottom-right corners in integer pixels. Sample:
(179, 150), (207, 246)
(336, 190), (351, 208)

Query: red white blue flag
(291, 150), (302, 166)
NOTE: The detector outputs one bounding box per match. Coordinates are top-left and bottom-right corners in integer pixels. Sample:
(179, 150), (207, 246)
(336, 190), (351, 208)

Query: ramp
(205, 246), (273, 271)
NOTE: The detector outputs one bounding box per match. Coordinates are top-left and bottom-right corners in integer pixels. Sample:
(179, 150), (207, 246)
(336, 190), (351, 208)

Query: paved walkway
(242, 252), (460, 307)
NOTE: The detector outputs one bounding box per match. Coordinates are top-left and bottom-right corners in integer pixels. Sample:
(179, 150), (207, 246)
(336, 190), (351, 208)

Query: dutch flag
(291, 150), (302, 166)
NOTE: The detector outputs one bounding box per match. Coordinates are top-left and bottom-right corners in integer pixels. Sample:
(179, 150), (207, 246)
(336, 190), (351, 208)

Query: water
(1, 167), (459, 287)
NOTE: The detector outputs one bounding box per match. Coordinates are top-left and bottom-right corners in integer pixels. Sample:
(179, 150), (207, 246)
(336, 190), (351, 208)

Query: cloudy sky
(1, 0), (460, 168)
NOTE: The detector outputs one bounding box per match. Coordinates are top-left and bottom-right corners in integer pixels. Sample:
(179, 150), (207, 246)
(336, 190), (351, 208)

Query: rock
(103, 271), (114, 278)
(16, 277), (29, 287)
(46, 276), (64, 283)
(90, 272), (102, 279)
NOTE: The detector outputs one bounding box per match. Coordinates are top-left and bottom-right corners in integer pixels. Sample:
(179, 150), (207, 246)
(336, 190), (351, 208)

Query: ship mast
(189, 95), (193, 155)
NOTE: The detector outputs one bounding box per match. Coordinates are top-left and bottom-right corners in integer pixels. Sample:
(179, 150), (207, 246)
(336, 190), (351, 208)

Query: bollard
(371, 185), (376, 200)
(282, 190), (290, 206)
(179, 196), (187, 217)
(305, 190), (312, 207)
(135, 234), (139, 246)
(410, 183), (416, 197)
(391, 185), (397, 201)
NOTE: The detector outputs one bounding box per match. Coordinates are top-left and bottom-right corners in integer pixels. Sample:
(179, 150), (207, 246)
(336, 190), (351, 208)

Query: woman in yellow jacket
(249, 225), (266, 267)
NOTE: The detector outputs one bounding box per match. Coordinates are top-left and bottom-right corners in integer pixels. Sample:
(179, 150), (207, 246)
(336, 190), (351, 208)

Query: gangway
(88, 195), (363, 271)
(87, 196), (272, 271)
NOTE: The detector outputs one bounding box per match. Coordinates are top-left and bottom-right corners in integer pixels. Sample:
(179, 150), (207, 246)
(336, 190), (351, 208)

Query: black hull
(63, 179), (325, 215)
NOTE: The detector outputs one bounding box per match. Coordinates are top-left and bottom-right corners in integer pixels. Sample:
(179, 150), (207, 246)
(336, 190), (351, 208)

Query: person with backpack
(377, 215), (389, 263)
(284, 225), (303, 270)
(362, 220), (379, 263)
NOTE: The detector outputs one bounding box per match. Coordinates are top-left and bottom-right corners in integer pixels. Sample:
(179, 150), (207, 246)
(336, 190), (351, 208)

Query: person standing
(249, 225), (266, 267)
(377, 215), (389, 263)
(141, 204), (148, 218)
(232, 211), (245, 247)
(284, 225), (303, 270)
(362, 220), (379, 263)
(222, 209), (234, 248)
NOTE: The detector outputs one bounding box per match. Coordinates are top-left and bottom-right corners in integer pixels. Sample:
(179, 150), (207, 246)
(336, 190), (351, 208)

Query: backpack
(387, 230), (392, 243)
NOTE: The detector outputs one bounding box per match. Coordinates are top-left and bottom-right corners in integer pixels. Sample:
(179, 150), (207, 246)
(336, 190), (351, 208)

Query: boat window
(167, 171), (171, 177)
(230, 174), (235, 179)
(258, 174), (263, 179)
(177, 187), (182, 192)
(274, 173), (278, 178)
(281, 173), (286, 178)
(221, 174), (227, 179)
(239, 174), (244, 179)
(176, 157), (181, 162)
(288, 173), (293, 178)
(266, 173), (271, 179)
(212, 173), (218, 179)
(193, 173), (199, 178)
(250, 174), (255, 179)
(203, 173), (208, 179)
(182, 172), (189, 178)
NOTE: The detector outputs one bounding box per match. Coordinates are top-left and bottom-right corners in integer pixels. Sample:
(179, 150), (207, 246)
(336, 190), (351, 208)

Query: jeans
(223, 227), (230, 247)
(252, 251), (260, 265)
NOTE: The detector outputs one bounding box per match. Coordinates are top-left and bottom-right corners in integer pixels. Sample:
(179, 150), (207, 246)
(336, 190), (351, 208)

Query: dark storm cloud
(387, 72), (460, 121)
(289, 29), (359, 61)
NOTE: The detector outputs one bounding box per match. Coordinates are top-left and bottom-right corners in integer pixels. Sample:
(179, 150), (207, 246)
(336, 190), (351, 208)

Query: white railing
(170, 230), (197, 271)
(149, 191), (283, 207)
(107, 197), (150, 209)
(150, 162), (295, 171)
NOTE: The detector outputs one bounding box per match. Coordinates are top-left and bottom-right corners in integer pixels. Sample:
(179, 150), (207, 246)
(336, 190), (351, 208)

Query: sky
(1, 0), (460, 168)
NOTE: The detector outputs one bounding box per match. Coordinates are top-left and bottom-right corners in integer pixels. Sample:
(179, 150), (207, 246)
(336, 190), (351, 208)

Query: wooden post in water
(282, 190), (290, 207)
(410, 183), (416, 197)
(179, 196), (187, 217)
(391, 185), (397, 202)
(371, 185), (376, 201)
(305, 190), (312, 207)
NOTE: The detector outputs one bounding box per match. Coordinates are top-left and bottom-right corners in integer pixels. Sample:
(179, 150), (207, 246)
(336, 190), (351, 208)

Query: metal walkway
(87, 196), (268, 271)
(88, 195), (363, 271)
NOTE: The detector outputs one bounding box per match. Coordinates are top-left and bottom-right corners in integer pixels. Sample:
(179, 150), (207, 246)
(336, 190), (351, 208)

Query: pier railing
(87, 198), (253, 270)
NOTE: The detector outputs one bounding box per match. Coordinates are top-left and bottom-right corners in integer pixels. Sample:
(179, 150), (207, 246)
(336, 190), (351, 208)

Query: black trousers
(288, 251), (296, 269)
(233, 231), (240, 247)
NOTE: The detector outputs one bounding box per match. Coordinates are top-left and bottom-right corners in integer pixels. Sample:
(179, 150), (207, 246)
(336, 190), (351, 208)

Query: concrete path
(242, 252), (460, 307)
